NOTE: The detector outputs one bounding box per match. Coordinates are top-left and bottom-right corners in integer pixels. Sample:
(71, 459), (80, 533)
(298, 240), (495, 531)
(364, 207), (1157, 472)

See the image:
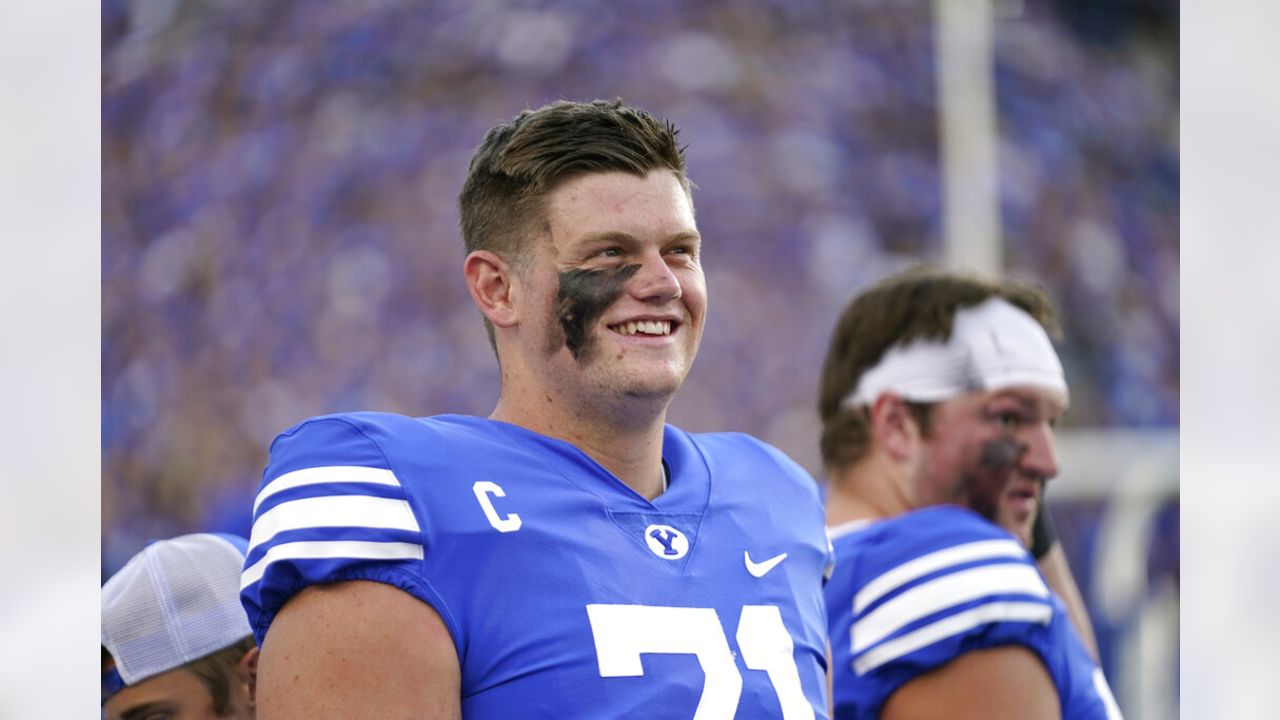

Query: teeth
(611, 321), (672, 336)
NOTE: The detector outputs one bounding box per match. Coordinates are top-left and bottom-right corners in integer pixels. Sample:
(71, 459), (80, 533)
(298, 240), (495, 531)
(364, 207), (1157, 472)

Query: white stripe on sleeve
(854, 538), (1027, 613)
(1093, 668), (1125, 720)
(853, 600), (1053, 674)
(240, 540), (425, 590)
(248, 495), (421, 553)
(254, 466), (401, 515)
(852, 562), (1048, 653)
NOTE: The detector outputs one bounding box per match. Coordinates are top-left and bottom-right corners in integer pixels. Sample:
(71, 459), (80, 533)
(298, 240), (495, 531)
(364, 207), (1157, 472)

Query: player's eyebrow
(578, 229), (634, 243)
(120, 700), (177, 720)
(989, 389), (1064, 417)
(989, 389), (1035, 407)
(573, 230), (638, 250)
(574, 229), (701, 247)
(665, 230), (701, 243)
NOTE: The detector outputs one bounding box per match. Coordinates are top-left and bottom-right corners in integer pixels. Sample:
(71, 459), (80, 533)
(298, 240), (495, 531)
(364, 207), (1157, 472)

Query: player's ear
(868, 393), (919, 462)
(238, 645), (260, 707)
(463, 250), (520, 329)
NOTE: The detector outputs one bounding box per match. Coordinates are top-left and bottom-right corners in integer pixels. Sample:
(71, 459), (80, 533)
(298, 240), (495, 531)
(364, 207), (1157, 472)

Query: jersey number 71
(586, 604), (816, 720)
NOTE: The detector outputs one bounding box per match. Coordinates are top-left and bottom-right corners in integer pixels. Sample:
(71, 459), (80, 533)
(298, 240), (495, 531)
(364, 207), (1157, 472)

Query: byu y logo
(644, 524), (689, 560)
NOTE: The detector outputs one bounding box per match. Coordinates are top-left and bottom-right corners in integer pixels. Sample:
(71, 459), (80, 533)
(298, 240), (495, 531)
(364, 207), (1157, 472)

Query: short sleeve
(836, 506), (1056, 716)
(239, 415), (432, 645)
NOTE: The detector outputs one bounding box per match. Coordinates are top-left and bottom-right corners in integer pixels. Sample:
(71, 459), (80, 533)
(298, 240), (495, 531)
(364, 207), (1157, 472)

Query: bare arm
(881, 646), (1060, 720)
(1037, 542), (1101, 660)
(256, 580), (461, 720)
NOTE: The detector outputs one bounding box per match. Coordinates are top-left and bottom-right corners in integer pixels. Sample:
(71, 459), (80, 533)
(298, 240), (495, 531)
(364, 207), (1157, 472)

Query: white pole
(934, 0), (1001, 276)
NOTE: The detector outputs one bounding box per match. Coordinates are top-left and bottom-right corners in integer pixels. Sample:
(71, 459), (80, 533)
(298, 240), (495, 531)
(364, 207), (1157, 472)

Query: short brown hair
(181, 636), (257, 717)
(458, 98), (690, 351)
(817, 265), (1061, 471)
(102, 635), (255, 716)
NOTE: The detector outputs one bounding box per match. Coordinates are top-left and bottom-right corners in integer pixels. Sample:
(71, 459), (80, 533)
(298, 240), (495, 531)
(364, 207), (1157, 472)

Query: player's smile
(604, 314), (683, 351)
(597, 305), (690, 370)
(607, 318), (676, 337)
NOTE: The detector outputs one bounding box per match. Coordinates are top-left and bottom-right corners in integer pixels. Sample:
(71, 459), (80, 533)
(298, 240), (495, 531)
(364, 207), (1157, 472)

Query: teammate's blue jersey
(825, 505), (1122, 719)
(241, 412), (832, 719)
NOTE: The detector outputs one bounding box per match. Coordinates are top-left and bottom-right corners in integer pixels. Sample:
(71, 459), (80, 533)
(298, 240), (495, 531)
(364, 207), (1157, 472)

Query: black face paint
(555, 264), (640, 361)
(980, 436), (1025, 470)
(963, 436), (1026, 524)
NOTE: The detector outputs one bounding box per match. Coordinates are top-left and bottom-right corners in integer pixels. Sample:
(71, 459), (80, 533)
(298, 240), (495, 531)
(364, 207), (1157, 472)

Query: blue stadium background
(102, 0), (1178, 715)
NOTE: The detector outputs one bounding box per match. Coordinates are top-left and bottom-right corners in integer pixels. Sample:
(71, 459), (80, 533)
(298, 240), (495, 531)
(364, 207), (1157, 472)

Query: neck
(824, 451), (914, 527)
(566, 422), (668, 500)
(490, 387), (671, 501)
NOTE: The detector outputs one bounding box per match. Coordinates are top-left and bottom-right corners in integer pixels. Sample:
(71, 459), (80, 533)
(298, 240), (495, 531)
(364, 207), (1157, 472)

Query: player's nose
(629, 249), (681, 302)
(1019, 423), (1060, 482)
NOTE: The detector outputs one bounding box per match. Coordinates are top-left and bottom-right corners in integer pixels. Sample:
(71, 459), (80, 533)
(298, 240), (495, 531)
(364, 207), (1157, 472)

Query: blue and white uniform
(826, 505), (1122, 719)
(241, 412), (831, 719)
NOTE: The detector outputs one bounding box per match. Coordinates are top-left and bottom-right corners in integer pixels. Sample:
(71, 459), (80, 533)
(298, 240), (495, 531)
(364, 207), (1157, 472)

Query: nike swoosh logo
(744, 551), (788, 578)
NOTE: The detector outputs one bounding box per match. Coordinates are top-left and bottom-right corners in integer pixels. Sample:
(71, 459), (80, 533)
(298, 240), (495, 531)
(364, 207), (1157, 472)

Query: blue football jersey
(825, 506), (1122, 719)
(241, 412), (832, 719)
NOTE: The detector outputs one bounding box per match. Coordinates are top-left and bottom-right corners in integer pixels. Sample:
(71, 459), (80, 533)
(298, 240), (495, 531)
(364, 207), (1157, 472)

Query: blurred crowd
(102, 0), (1178, 573)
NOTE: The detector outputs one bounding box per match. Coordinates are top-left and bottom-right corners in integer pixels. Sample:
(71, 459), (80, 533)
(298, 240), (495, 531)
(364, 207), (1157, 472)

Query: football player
(242, 99), (832, 719)
(818, 266), (1121, 719)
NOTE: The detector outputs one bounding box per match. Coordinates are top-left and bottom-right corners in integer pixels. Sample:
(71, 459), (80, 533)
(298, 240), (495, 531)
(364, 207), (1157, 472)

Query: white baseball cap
(101, 533), (253, 701)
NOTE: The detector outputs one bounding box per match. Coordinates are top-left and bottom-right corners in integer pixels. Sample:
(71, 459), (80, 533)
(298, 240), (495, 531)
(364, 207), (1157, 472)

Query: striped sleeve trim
(854, 538), (1027, 613)
(1093, 668), (1125, 720)
(253, 465), (401, 515)
(853, 600), (1053, 674)
(852, 562), (1049, 653)
(240, 540), (425, 590)
(247, 495), (422, 554)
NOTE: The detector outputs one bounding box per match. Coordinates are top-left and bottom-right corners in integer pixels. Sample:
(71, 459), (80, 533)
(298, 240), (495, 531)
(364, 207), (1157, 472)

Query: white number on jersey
(586, 604), (815, 720)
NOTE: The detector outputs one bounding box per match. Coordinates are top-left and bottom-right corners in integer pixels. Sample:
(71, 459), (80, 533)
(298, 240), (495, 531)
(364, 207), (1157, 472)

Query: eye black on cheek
(980, 437), (1025, 469)
(556, 264), (640, 360)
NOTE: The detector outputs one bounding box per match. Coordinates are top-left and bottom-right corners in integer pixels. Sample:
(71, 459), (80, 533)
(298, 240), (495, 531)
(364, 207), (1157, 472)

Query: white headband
(841, 297), (1067, 408)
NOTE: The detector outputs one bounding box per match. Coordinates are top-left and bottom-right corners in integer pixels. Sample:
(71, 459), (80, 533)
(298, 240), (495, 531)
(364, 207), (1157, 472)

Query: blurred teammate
(241, 99), (831, 718)
(102, 533), (258, 720)
(818, 266), (1121, 718)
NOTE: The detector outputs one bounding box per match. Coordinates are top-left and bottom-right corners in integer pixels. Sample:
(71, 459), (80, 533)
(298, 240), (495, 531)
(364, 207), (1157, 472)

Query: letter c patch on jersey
(473, 480), (522, 532)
